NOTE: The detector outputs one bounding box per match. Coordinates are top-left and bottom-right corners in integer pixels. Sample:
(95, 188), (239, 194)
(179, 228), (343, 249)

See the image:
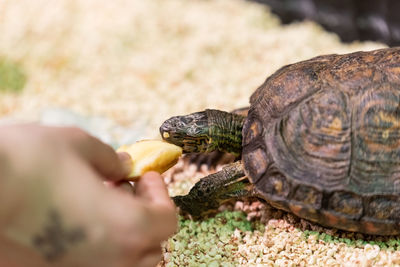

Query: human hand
(0, 124), (177, 267)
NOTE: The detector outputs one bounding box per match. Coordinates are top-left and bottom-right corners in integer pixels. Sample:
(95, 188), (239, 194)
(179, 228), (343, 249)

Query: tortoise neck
(206, 109), (245, 155)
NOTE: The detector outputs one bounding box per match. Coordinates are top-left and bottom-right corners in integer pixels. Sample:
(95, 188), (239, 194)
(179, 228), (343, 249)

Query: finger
(59, 127), (132, 181)
(100, 188), (176, 249)
(101, 172), (176, 244)
(106, 181), (135, 195)
(134, 172), (178, 242)
(136, 248), (163, 267)
(56, 159), (171, 265)
(134, 172), (174, 209)
(117, 181), (135, 194)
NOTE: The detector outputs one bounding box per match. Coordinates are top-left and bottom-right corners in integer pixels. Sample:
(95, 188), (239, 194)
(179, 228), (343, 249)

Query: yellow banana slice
(117, 140), (182, 180)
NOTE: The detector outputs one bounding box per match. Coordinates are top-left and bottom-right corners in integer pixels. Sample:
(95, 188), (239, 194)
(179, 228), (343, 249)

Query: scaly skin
(172, 161), (255, 217)
(160, 110), (251, 216)
(160, 109), (245, 156)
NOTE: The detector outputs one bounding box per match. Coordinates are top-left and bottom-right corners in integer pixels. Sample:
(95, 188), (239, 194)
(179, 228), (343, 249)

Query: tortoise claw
(173, 195), (219, 218)
(173, 161), (249, 217)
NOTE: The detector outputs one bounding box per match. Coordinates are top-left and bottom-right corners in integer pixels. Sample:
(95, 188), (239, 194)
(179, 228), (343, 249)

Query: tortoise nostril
(159, 124), (170, 139)
(160, 120), (172, 132)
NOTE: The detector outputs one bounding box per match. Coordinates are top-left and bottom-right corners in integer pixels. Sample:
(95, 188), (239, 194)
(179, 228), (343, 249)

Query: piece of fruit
(117, 140), (182, 180)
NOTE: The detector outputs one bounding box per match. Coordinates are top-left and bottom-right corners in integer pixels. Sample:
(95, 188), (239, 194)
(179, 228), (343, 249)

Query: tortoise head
(160, 111), (212, 153)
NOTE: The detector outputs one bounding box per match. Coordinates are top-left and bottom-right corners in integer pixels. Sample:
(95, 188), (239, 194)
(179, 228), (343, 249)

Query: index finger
(57, 127), (132, 181)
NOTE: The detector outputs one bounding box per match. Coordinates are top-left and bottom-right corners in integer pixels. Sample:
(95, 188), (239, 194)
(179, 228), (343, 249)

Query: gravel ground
(162, 158), (400, 266)
(1, 0), (398, 266)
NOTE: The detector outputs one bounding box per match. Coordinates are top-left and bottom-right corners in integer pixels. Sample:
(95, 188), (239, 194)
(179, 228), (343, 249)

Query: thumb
(134, 172), (178, 241)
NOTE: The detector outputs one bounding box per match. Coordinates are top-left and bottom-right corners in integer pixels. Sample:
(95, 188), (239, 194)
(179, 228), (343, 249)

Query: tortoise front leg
(173, 161), (256, 217)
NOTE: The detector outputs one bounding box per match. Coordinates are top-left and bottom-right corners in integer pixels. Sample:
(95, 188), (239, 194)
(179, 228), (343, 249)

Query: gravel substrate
(162, 158), (400, 266)
(1, 0), (398, 266)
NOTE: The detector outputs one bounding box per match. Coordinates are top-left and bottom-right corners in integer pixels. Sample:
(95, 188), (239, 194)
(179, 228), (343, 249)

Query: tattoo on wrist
(32, 209), (86, 262)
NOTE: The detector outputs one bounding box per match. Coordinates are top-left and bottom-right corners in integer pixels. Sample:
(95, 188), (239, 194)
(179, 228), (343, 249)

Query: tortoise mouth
(160, 127), (209, 153)
(160, 123), (184, 148)
(160, 112), (210, 153)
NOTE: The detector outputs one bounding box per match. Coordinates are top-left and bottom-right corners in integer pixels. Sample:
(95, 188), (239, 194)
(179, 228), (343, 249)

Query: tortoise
(160, 47), (400, 235)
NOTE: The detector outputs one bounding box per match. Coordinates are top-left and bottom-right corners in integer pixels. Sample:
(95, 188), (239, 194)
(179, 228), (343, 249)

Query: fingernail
(118, 152), (133, 175)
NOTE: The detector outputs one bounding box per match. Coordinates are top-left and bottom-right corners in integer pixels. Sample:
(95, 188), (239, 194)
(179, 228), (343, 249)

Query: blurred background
(253, 0), (400, 46)
(0, 0), (386, 147)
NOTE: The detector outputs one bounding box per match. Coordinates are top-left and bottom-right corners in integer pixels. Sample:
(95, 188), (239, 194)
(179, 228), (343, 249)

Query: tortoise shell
(242, 47), (400, 235)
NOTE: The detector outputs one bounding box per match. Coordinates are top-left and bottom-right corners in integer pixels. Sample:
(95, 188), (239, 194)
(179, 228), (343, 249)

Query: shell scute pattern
(260, 167), (291, 198)
(328, 192), (363, 218)
(366, 196), (400, 221)
(243, 47), (400, 234)
(266, 87), (352, 189)
(292, 185), (322, 209)
(350, 82), (400, 194)
(244, 147), (268, 183)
